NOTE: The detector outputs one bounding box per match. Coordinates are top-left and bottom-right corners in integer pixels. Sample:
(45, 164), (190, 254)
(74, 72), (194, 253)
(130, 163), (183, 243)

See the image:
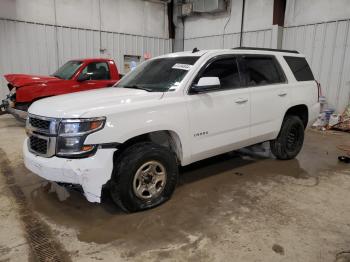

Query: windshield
(52, 61), (83, 80)
(116, 56), (199, 92)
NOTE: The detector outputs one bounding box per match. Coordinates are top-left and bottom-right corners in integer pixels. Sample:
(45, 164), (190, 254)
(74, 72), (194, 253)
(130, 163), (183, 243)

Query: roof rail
(233, 47), (299, 54)
(192, 47), (200, 53)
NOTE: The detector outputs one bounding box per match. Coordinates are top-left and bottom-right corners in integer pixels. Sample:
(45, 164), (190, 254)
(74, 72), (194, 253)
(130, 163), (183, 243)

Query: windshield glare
(52, 61), (83, 80)
(116, 57), (199, 92)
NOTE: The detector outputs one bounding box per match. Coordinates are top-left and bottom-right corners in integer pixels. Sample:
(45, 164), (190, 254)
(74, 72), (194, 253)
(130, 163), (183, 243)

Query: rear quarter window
(284, 56), (314, 81)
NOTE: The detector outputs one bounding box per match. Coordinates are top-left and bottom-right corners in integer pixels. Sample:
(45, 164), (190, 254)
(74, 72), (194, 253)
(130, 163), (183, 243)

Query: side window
(284, 56), (314, 81)
(198, 57), (241, 90)
(80, 62), (110, 80)
(241, 56), (285, 86)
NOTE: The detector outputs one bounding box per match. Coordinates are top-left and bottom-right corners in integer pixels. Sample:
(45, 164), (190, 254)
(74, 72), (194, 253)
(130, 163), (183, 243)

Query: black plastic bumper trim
(100, 142), (121, 149)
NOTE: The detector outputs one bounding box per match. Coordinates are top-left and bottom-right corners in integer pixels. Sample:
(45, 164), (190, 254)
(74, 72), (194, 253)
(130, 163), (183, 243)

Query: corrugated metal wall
(283, 19), (350, 112)
(184, 29), (273, 50)
(0, 18), (172, 99)
(2, 15), (349, 113)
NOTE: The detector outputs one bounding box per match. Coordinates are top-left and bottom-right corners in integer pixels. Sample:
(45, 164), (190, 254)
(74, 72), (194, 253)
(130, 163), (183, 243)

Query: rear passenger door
(239, 55), (289, 142)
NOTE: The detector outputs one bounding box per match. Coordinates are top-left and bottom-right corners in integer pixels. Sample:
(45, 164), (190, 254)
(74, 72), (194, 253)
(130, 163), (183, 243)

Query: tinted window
(80, 62), (110, 80)
(116, 57), (199, 92)
(241, 56), (285, 86)
(198, 57), (240, 89)
(284, 56), (314, 81)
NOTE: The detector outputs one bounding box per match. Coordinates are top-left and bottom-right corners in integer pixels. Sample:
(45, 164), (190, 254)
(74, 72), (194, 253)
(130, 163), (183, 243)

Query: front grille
(27, 114), (58, 157)
(29, 117), (51, 130)
(30, 136), (48, 155)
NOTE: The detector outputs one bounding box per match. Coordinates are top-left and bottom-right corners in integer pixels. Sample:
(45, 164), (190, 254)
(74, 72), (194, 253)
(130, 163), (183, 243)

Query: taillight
(315, 80), (322, 102)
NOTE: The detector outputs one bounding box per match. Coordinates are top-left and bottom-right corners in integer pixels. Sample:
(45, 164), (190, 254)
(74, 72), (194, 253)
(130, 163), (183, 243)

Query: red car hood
(4, 74), (62, 88)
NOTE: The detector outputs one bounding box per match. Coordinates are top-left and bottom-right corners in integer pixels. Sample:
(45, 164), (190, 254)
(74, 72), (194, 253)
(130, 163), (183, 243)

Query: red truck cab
(1, 58), (120, 120)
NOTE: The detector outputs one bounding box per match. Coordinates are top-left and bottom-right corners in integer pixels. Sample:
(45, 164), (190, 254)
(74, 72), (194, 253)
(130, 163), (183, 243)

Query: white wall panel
(184, 29), (272, 50)
(0, 0), (169, 39)
(0, 19), (59, 101)
(283, 20), (350, 112)
(0, 18), (172, 100)
(285, 0), (350, 27)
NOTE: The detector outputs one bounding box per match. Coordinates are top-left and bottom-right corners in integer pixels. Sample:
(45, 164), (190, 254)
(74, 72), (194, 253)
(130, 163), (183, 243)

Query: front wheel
(270, 115), (305, 160)
(110, 142), (178, 212)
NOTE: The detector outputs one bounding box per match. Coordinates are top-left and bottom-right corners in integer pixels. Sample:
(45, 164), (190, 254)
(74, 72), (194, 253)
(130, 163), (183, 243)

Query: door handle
(235, 98), (248, 104)
(278, 92), (287, 97)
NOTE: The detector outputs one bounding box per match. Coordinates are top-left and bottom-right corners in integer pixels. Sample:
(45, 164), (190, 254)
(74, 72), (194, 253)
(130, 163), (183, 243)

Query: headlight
(58, 118), (105, 135)
(56, 117), (106, 157)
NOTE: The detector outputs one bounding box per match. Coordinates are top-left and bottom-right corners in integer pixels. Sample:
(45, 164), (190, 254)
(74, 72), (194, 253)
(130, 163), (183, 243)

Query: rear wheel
(270, 115), (305, 160)
(110, 142), (178, 212)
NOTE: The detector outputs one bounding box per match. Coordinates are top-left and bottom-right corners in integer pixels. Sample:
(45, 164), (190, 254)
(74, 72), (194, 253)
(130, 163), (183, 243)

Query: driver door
(76, 62), (115, 91)
(187, 55), (251, 162)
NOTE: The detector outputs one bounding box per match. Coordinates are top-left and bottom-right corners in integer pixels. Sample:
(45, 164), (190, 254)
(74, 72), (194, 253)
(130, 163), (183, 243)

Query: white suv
(24, 48), (320, 212)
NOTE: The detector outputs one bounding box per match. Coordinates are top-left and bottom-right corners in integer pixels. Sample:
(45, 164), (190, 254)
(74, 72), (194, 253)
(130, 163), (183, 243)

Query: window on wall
(273, 0), (286, 26)
(240, 56), (285, 86)
(284, 56), (314, 81)
(80, 62), (110, 80)
(198, 57), (241, 90)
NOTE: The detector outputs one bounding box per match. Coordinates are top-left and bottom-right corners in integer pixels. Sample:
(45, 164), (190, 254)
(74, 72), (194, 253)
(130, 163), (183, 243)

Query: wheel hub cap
(133, 161), (167, 200)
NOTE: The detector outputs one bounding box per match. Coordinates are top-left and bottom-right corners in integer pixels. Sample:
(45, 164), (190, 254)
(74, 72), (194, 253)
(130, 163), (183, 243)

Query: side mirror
(77, 73), (91, 82)
(192, 77), (220, 93)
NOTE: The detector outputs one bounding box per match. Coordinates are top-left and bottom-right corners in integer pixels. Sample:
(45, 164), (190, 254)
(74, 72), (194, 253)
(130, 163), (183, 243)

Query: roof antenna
(192, 47), (199, 53)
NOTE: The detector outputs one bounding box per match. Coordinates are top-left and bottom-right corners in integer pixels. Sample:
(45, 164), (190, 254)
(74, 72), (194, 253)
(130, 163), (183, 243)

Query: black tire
(110, 142), (178, 212)
(270, 115), (305, 160)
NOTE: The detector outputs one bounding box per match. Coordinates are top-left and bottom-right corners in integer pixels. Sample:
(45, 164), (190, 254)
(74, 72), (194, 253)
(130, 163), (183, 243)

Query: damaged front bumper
(0, 97), (28, 120)
(23, 138), (116, 203)
(0, 98), (9, 113)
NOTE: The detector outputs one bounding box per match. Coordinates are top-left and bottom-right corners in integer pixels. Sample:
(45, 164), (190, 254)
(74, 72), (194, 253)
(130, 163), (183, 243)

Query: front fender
(84, 101), (191, 165)
(16, 85), (48, 102)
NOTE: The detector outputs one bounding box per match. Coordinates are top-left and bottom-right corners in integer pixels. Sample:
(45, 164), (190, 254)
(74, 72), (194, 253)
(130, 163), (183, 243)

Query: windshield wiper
(121, 85), (153, 92)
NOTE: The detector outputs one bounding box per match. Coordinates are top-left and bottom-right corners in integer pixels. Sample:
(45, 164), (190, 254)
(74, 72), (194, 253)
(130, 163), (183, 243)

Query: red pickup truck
(0, 58), (120, 120)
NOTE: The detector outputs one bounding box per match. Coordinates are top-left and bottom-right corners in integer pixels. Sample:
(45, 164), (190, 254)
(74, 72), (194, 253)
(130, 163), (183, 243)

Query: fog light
(56, 136), (95, 157)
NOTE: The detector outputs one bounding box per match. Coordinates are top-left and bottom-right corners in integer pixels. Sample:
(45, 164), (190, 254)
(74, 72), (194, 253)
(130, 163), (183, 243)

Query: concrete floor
(0, 114), (350, 262)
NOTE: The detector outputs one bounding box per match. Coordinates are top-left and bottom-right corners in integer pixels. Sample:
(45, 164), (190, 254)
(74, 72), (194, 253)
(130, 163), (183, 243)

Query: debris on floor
(272, 244), (285, 255)
(338, 144), (350, 164)
(338, 156), (350, 163)
(313, 104), (350, 132)
(335, 251), (350, 262)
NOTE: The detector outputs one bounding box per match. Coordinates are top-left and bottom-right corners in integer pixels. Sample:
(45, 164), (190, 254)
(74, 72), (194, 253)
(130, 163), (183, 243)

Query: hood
(4, 74), (62, 88)
(28, 87), (164, 118)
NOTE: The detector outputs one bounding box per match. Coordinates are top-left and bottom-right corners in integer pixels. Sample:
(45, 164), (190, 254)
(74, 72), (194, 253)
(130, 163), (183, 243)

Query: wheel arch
(284, 104), (309, 128)
(113, 130), (184, 165)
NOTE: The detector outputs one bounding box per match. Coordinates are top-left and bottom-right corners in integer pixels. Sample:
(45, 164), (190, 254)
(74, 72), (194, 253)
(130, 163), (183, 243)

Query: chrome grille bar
(26, 114), (60, 157)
